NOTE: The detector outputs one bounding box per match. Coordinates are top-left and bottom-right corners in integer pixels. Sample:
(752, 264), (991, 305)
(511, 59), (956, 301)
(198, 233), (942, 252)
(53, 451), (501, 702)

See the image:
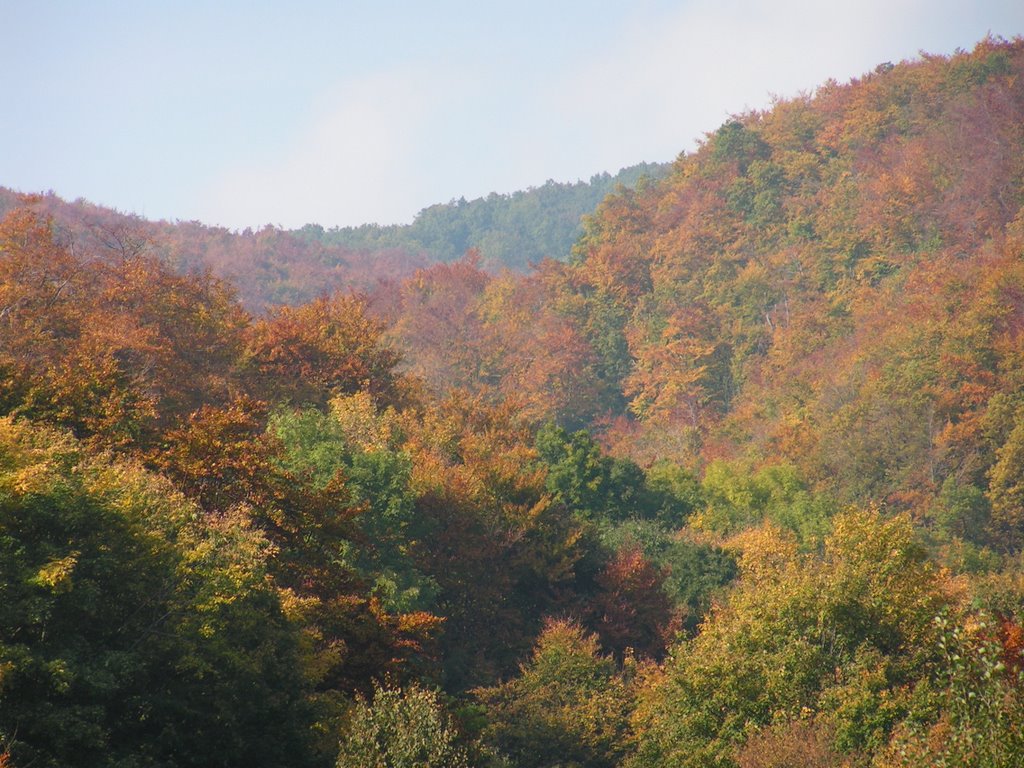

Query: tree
(267, 403), (438, 614)
(586, 545), (675, 659)
(337, 682), (470, 768)
(477, 619), (635, 768)
(987, 415), (1024, 551)
(0, 207), (247, 450)
(0, 418), (313, 768)
(629, 510), (948, 768)
(247, 294), (402, 408)
(625, 301), (730, 427)
(535, 422), (670, 524)
(885, 613), (1024, 768)
(693, 461), (832, 544)
(405, 397), (595, 690)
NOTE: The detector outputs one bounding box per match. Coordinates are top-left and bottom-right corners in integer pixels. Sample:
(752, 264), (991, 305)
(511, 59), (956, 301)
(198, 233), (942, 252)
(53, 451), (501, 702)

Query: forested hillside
(0, 162), (664, 311)
(302, 163), (668, 271)
(384, 36), (1024, 521)
(3, 37), (1024, 768)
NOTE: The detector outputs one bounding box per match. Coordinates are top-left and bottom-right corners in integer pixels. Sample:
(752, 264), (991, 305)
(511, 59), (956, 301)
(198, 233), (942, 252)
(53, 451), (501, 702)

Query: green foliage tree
(658, 538), (738, 633)
(629, 509), (948, 768)
(336, 682), (471, 768)
(934, 476), (991, 546)
(476, 619), (635, 768)
(0, 418), (313, 768)
(267, 401), (438, 614)
(535, 423), (691, 526)
(693, 461), (832, 544)
(317, 163), (669, 271)
(644, 460), (704, 527)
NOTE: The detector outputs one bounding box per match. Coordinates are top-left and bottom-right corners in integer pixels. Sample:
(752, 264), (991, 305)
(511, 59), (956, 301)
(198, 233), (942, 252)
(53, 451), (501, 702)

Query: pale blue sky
(2, 1), (1022, 229)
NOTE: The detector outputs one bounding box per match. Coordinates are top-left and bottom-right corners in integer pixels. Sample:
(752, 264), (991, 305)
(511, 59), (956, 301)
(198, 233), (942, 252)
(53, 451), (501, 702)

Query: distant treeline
(297, 162), (669, 270)
(0, 162), (667, 311)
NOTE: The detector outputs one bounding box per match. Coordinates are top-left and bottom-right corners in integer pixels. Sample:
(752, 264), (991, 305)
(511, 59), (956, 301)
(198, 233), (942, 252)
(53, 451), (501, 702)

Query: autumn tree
(248, 293), (402, 407)
(0, 207), (247, 449)
(477, 619), (635, 768)
(403, 396), (597, 690)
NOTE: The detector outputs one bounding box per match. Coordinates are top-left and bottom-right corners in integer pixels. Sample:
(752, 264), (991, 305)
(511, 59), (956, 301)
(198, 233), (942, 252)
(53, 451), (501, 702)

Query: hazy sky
(2, 1), (1022, 230)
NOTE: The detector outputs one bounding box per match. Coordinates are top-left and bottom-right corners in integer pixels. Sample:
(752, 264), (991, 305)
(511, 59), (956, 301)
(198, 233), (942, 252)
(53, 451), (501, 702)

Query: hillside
(0, 187), (428, 311)
(0, 162), (666, 311)
(303, 162), (669, 271)
(3, 36), (1024, 768)
(577, 36), (1024, 519)
(385, 36), (1024, 523)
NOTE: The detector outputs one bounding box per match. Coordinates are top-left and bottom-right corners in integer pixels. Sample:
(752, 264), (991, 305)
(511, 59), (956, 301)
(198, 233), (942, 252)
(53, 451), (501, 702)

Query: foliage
(657, 537), (738, 633)
(247, 294), (402, 407)
(734, 720), (848, 768)
(336, 682), (471, 768)
(0, 208), (246, 449)
(693, 460), (833, 544)
(884, 613), (1024, 767)
(535, 422), (693, 526)
(476, 619), (635, 768)
(0, 418), (313, 768)
(402, 397), (599, 690)
(0, 162), (667, 312)
(316, 163), (669, 272)
(268, 403), (438, 614)
(986, 414), (1024, 551)
(3, 37), (1024, 768)
(629, 510), (949, 768)
(586, 545), (676, 659)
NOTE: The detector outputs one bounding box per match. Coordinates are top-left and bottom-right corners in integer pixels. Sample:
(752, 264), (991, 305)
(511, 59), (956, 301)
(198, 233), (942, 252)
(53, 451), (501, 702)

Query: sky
(2, 1), (1022, 230)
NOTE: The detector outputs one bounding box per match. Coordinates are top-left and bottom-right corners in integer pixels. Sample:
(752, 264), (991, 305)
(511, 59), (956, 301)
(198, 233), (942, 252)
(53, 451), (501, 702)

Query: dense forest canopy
(302, 163), (669, 270)
(3, 37), (1024, 768)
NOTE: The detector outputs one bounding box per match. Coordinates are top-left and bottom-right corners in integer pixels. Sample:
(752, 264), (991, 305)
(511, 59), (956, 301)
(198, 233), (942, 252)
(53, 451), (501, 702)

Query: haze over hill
(0, 162), (666, 310)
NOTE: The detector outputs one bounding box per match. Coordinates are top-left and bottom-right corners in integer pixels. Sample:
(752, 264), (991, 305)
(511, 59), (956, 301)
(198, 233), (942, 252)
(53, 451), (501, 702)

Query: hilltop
(0, 162), (666, 311)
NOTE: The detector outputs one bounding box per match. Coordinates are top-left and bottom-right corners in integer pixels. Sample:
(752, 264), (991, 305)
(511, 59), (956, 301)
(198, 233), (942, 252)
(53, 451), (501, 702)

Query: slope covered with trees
(3, 36), (1024, 768)
(302, 163), (668, 272)
(0, 162), (665, 312)
(384, 36), (1024, 536)
(0, 199), (700, 766)
(0, 188), (427, 311)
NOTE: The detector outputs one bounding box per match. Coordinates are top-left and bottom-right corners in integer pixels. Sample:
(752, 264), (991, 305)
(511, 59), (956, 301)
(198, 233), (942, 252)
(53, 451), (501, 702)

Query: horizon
(3, 1), (1023, 231)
